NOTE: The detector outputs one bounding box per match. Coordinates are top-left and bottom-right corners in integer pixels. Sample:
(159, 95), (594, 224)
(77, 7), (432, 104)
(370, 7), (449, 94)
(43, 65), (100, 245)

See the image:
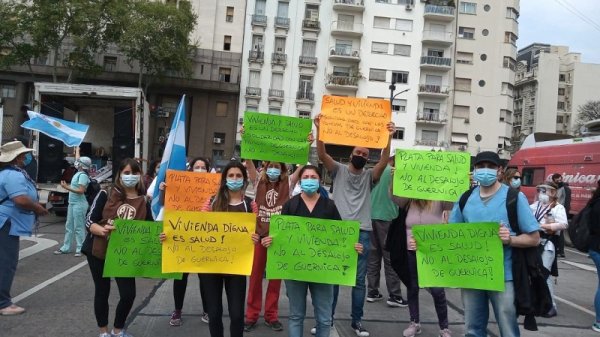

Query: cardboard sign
(266, 215), (360, 286)
(165, 170), (221, 211)
(412, 223), (504, 291)
(103, 220), (182, 279)
(241, 112), (312, 164)
(319, 96), (391, 148)
(162, 210), (256, 275)
(393, 150), (471, 202)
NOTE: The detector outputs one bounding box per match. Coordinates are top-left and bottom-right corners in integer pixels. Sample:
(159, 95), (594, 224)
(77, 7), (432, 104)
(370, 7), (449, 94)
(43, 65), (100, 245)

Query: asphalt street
(2, 214), (598, 337)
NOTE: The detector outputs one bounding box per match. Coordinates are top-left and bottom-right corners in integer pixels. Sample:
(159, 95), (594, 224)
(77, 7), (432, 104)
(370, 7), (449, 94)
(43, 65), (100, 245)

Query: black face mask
(557, 182), (564, 188)
(350, 155), (367, 170)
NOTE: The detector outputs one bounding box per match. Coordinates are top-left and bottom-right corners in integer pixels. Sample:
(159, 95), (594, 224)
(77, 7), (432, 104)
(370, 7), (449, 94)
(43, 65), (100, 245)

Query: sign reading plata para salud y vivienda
(165, 170), (221, 211)
(266, 215), (360, 286)
(241, 112), (312, 164)
(412, 223), (504, 291)
(162, 210), (256, 275)
(319, 96), (391, 149)
(393, 149), (471, 202)
(103, 220), (182, 279)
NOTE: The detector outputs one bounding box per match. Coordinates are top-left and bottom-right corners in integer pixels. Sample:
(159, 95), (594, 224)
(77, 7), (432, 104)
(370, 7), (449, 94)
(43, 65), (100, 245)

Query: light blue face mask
(473, 168), (498, 187)
(300, 178), (320, 194)
(266, 168), (281, 181)
(121, 174), (140, 188)
(226, 179), (244, 191)
(510, 178), (521, 189)
(23, 153), (33, 166)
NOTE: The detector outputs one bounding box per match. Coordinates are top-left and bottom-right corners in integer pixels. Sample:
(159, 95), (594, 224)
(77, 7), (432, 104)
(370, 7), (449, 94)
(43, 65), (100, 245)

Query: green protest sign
(266, 215), (360, 286)
(104, 220), (182, 279)
(241, 112), (312, 164)
(412, 223), (504, 291)
(393, 149), (471, 202)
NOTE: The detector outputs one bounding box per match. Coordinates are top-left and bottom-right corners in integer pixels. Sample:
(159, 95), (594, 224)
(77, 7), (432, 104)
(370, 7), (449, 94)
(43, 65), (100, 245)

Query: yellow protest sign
(320, 95), (391, 148)
(165, 170), (221, 211)
(162, 210), (256, 275)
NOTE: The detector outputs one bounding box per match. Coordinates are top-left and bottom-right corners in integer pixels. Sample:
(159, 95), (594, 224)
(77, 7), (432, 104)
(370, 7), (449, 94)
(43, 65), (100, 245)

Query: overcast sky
(518, 0), (600, 64)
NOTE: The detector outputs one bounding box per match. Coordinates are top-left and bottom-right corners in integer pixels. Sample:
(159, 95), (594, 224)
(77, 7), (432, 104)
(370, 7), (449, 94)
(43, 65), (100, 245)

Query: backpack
(568, 202), (594, 253)
(82, 172), (101, 206)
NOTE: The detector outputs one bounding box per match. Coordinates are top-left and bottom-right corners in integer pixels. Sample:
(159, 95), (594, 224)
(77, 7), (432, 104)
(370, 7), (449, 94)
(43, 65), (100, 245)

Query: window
(458, 27), (475, 39)
(271, 73), (283, 90)
(248, 70), (260, 87)
(371, 42), (388, 54)
(392, 127), (405, 140)
(305, 4), (319, 20)
(298, 110), (311, 119)
(277, 1), (289, 18)
(213, 132), (226, 143)
(216, 102), (228, 117)
(301, 40), (316, 57)
(504, 32), (517, 45)
(337, 14), (355, 31)
(503, 56), (516, 71)
(559, 74), (566, 82)
(218, 67), (231, 82)
(459, 1), (477, 14)
(392, 99), (407, 112)
(212, 150), (225, 159)
(506, 7), (519, 20)
(269, 108), (281, 115)
(427, 49), (444, 57)
(423, 102), (440, 114)
(395, 19), (413, 32)
(369, 68), (386, 82)
(223, 35), (231, 51)
(453, 105), (470, 119)
(522, 167), (545, 187)
(0, 83), (16, 98)
(274, 37), (286, 53)
(335, 39), (352, 55)
(501, 82), (514, 97)
(392, 71), (408, 84)
(255, 0), (266, 15)
(421, 130), (438, 141)
(499, 109), (511, 122)
(557, 116), (564, 123)
(298, 75), (313, 94)
(393, 44), (411, 56)
(455, 78), (472, 92)
(246, 105), (258, 112)
(333, 66), (351, 77)
(456, 52), (473, 64)
(103, 56), (117, 71)
(373, 16), (390, 29)
(558, 88), (565, 95)
(34, 54), (48, 66)
(425, 74), (442, 86)
(557, 101), (565, 110)
(251, 34), (264, 51)
(226, 6), (234, 22)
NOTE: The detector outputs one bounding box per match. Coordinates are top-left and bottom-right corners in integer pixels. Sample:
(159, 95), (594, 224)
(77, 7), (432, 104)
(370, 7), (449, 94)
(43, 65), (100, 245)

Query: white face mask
(194, 168), (207, 173)
(538, 193), (550, 204)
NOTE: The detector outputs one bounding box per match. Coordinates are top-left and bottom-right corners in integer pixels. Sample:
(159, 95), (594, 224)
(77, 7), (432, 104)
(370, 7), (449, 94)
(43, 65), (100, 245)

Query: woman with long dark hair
(587, 180), (600, 333)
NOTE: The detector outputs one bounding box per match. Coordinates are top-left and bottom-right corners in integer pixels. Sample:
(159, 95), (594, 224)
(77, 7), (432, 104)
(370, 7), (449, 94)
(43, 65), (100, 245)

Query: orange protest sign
(319, 95), (391, 148)
(165, 170), (221, 212)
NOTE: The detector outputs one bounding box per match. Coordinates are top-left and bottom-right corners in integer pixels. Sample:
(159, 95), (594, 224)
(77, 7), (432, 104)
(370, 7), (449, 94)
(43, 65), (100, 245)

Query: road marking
(565, 248), (589, 257)
(12, 261), (88, 304)
(560, 260), (596, 272)
(19, 235), (58, 260)
(554, 295), (595, 317)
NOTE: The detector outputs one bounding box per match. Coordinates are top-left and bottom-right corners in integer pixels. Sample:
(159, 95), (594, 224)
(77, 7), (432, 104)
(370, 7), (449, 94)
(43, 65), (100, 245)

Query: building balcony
(420, 56), (452, 71)
(251, 14), (267, 26)
(329, 46), (360, 62)
(333, 0), (365, 12)
(302, 19), (320, 32)
(299, 56), (318, 67)
(422, 30), (454, 46)
(271, 52), (287, 66)
(296, 90), (315, 102)
(414, 139), (445, 147)
(274, 17), (290, 29)
(248, 50), (264, 63)
(331, 21), (363, 37)
(423, 5), (455, 21)
(326, 75), (359, 91)
(245, 87), (262, 98)
(416, 112), (448, 125)
(268, 89), (285, 101)
(417, 84), (449, 97)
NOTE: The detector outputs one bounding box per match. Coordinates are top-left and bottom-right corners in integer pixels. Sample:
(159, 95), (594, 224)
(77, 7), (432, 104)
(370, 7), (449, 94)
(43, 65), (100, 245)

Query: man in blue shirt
(449, 151), (540, 337)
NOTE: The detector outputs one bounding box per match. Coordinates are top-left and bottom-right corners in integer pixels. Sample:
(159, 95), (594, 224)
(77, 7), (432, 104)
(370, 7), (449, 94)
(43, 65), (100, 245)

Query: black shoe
(541, 307), (557, 318)
(265, 320), (283, 331)
(244, 321), (258, 332)
(366, 291), (383, 302)
(558, 253), (566, 258)
(387, 295), (408, 308)
(351, 321), (370, 337)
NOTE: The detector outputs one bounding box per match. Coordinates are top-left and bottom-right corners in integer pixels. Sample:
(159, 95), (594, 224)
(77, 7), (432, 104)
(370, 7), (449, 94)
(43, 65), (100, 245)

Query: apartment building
(512, 44), (600, 149)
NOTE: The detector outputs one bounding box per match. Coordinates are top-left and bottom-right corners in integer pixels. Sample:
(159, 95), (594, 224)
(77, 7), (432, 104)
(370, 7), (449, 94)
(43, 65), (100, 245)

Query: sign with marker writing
(393, 149), (471, 202)
(103, 220), (182, 279)
(412, 223), (504, 291)
(241, 112), (312, 164)
(319, 96), (391, 149)
(165, 170), (221, 211)
(266, 215), (360, 286)
(162, 210), (256, 275)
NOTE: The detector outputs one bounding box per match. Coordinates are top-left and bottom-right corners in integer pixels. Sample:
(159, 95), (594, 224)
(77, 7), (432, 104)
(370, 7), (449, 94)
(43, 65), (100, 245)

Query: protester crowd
(1, 110), (600, 337)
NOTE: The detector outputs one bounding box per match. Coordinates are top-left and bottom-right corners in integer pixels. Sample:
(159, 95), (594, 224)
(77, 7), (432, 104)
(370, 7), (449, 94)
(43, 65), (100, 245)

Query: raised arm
(314, 114), (337, 173)
(372, 122), (395, 183)
(289, 164), (303, 189)
(245, 159), (258, 184)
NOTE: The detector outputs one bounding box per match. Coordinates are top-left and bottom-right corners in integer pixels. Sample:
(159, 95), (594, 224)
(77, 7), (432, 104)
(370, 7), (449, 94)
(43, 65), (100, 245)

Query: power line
(554, 0), (600, 31)
(552, 0), (600, 33)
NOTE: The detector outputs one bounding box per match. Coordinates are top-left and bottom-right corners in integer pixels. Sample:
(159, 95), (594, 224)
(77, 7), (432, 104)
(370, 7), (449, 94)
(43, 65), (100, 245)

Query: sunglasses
(536, 187), (547, 193)
(513, 176), (521, 180)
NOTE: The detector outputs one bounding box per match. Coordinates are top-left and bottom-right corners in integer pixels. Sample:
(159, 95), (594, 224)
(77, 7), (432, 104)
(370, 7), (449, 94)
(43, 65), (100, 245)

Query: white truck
(31, 82), (150, 215)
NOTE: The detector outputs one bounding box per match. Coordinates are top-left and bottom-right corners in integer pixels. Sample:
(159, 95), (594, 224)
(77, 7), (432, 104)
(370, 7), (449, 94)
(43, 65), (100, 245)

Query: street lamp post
(388, 82), (409, 110)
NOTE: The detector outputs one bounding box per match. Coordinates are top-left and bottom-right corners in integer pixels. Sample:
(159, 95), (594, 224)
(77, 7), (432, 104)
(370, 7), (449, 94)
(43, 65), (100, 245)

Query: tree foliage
(576, 100), (600, 133)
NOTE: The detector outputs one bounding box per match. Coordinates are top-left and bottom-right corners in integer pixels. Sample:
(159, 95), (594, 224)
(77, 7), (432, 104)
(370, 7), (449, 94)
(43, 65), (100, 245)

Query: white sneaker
(310, 326), (316, 335)
(439, 328), (452, 337)
(403, 321), (422, 337)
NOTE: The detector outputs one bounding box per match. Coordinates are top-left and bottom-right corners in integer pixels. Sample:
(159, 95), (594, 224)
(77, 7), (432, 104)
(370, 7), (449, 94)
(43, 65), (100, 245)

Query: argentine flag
(151, 95), (187, 219)
(21, 111), (89, 147)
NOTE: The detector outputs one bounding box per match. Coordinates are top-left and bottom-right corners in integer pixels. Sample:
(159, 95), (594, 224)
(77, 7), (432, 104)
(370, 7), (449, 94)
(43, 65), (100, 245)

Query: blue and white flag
(21, 110), (89, 147)
(151, 95), (187, 219)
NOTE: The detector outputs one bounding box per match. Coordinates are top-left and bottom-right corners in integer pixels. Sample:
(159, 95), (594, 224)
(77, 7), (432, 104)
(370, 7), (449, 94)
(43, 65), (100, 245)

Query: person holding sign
(315, 114), (395, 337)
(83, 158), (152, 337)
(199, 160), (259, 337)
(260, 165), (364, 337)
(448, 152), (540, 337)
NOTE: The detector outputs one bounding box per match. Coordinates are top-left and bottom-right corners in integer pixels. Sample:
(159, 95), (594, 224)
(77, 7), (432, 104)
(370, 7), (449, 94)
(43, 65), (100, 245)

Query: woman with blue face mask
(502, 168), (522, 190)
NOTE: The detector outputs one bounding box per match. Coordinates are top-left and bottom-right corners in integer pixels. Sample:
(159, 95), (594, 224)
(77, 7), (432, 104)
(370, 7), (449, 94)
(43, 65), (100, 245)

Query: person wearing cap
(0, 141), (48, 315)
(54, 148), (92, 257)
(448, 151), (540, 337)
(529, 181), (568, 318)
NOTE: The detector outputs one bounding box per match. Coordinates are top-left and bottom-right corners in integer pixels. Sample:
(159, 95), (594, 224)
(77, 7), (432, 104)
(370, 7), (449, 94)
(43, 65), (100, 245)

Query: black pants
(87, 254), (136, 329)
(173, 273), (208, 312)
(199, 274), (246, 337)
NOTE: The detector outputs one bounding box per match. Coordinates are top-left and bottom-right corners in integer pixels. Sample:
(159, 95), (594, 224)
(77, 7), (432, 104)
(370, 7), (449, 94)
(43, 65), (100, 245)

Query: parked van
(508, 133), (600, 216)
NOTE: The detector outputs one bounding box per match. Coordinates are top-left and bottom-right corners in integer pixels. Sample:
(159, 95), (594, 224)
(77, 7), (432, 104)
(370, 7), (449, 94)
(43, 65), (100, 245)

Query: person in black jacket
(587, 180), (600, 333)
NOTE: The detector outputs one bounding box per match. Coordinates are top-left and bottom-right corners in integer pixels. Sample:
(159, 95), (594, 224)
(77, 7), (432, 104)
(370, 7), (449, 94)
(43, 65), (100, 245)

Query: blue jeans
(286, 280), (333, 337)
(59, 201), (88, 253)
(462, 281), (519, 337)
(0, 221), (20, 309)
(590, 249), (600, 322)
(332, 230), (370, 324)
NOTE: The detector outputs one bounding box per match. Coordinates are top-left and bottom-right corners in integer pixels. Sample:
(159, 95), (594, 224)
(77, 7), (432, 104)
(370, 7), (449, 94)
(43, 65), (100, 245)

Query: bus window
(522, 168), (545, 186)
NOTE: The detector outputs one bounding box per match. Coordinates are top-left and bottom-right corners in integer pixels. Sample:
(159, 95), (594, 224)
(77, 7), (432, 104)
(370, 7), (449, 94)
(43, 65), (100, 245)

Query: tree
(117, 0), (197, 91)
(576, 100), (600, 133)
